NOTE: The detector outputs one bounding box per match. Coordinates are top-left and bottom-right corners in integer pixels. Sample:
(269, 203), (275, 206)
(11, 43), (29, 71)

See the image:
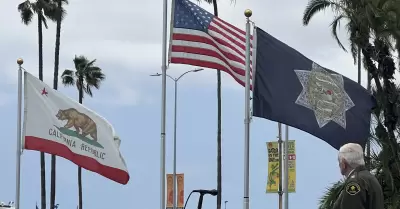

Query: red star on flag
(41, 88), (48, 96)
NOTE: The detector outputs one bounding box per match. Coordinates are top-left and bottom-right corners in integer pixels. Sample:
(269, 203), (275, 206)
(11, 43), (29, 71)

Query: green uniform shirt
(333, 166), (384, 209)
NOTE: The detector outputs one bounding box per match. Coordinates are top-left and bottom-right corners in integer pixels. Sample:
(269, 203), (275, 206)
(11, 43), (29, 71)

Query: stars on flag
(41, 88), (48, 96)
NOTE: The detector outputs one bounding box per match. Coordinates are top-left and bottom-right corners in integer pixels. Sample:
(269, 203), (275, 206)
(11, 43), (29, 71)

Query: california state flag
(23, 71), (130, 184)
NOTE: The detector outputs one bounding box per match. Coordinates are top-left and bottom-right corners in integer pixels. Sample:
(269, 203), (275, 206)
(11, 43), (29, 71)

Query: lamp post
(151, 68), (204, 209)
(224, 201), (228, 209)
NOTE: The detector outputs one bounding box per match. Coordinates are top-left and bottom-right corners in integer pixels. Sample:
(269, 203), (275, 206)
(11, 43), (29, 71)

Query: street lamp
(224, 201), (228, 209)
(183, 189), (218, 209)
(150, 68), (204, 209)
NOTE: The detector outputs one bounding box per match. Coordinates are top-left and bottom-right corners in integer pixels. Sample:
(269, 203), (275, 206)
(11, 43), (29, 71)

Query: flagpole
(15, 58), (24, 209)
(284, 125), (289, 209)
(243, 9), (252, 209)
(160, 0), (168, 208)
(278, 123), (283, 209)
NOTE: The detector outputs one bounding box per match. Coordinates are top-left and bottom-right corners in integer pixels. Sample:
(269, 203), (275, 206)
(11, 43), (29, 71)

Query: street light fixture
(150, 68), (204, 80)
(224, 200), (228, 209)
(150, 68), (204, 209)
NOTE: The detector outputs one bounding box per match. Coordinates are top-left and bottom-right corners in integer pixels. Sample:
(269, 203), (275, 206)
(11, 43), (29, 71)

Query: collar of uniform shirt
(346, 169), (356, 178)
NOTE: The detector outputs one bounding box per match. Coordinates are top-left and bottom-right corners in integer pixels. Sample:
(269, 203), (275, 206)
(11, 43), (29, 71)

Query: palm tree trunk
(211, 1), (222, 209)
(53, 1), (61, 90)
(38, 13), (47, 209)
(50, 1), (63, 207)
(78, 79), (83, 209)
(216, 69), (222, 209)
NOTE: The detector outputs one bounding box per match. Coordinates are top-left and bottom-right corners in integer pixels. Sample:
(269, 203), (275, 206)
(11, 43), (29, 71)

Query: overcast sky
(0, 0), (373, 209)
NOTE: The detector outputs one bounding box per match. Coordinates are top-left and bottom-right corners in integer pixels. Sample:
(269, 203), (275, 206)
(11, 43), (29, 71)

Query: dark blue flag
(252, 27), (376, 150)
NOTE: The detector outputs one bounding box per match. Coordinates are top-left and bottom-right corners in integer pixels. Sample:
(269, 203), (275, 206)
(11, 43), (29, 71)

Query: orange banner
(177, 174), (184, 208)
(166, 174), (173, 208)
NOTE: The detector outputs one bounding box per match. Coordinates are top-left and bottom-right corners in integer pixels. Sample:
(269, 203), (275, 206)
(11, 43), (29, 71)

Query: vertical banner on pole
(266, 141), (279, 193)
(177, 174), (184, 208)
(167, 174), (173, 209)
(286, 140), (296, 193)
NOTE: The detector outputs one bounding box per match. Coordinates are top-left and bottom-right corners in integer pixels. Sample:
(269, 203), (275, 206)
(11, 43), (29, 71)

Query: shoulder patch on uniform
(345, 182), (361, 195)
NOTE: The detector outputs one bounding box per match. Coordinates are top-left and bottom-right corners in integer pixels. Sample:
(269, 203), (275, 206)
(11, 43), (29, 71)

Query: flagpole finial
(244, 9), (252, 18)
(17, 58), (23, 65)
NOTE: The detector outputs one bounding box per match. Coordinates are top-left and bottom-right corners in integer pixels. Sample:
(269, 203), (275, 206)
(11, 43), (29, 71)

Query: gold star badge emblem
(346, 182), (361, 195)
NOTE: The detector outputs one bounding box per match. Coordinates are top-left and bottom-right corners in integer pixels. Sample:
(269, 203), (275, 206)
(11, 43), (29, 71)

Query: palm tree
(302, 0), (400, 206)
(304, 0), (400, 83)
(198, 0), (222, 208)
(61, 55), (105, 209)
(17, 1), (57, 209)
(50, 0), (68, 208)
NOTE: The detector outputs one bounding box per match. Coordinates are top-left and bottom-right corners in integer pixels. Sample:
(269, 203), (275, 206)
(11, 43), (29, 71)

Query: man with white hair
(333, 143), (384, 209)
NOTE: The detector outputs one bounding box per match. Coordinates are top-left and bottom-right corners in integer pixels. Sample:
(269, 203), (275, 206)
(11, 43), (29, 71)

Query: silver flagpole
(284, 125), (289, 209)
(160, 0), (168, 207)
(15, 58), (24, 209)
(243, 9), (252, 209)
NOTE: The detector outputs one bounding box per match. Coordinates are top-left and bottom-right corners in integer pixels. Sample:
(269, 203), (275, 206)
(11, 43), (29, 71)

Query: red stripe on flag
(211, 20), (253, 48)
(172, 33), (249, 65)
(208, 25), (246, 50)
(25, 136), (130, 185)
(172, 45), (250, 77)
(170, 57), (252, 90)
(215, 17), (253, 40)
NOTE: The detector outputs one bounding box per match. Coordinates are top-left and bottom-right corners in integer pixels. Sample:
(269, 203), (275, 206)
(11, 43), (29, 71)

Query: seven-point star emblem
(294, 63), (355, 129)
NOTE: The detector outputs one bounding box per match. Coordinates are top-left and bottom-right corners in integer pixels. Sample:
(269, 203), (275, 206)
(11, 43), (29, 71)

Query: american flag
(168, 0), (252, 87)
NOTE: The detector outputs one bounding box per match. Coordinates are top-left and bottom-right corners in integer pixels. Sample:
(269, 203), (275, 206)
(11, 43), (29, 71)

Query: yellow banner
(166, 174), (173, 208)
(177, 174), (184, 208)
(266, 142), (279, 193)
(287, 140), (296, 193)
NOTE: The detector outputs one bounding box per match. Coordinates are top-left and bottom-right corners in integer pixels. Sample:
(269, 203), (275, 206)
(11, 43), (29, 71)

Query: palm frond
(330, 14), (347, 51)
(17, 1), (33, 25)
(57, 0), (69, 21)
(56, 5), (67, 21)
(85, 59), (97, 69)
(41, 13), (49, 29)
(350, 42), (359, 64)
(61, 75), (75, 86)
(61, 69), (74, 77)
(84, 67), (105, 92)
(84, 84), (93, 97)
(303, 0), (335, 25)
(73, 55), (89, 71)
(91, 70), (106, 83)
(318, 180), (345, 209)
(61, 69), (75, 86)
(42, 1), (59, 22)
